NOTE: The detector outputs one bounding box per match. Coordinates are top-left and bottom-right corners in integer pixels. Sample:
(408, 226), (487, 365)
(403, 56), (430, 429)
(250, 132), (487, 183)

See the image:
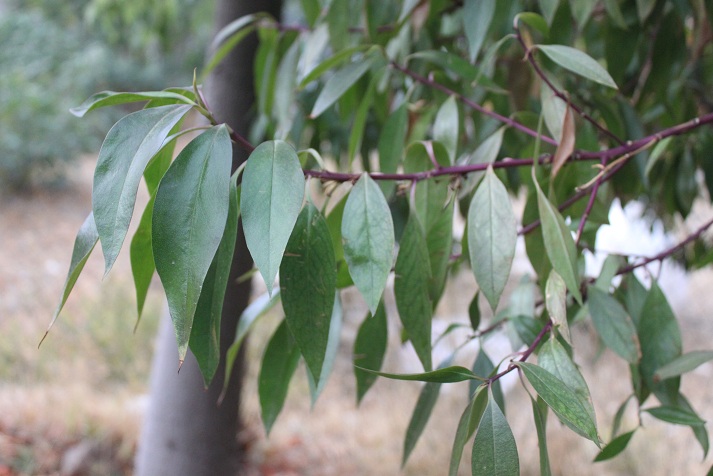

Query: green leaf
(546, 271), (570, 343)
(534, 176), (582, 304)
(342, 173), (395, 315)
(539, 0), (559, 25)
(472, 391), (519, 476)
(307, 293), (343, 405)
(130, 196), (156, 327)
(189, 175), (240, 387)
(394, 212), (433, 371)
(536, 44), (618, 89)
(458, 127), (505, 197)
(378, 102), (409, 176)
(259, 320), (301, 435)
(359, 365), (480, 383)
(152, 125), (232, 362)
(594, 254), (624, 291)
(310, 53), (379, 118)
(449, 386), (488, 476)
(281, 203), (337, 381)
(644, 406), (706, 426)
(469, 167), (517, 312)
(636, 0), (656, 22)
(644, 137), (673, 178)
(517, 362), (600, 445)
(348, 76), (377, 163)
(204, 13), (266, 77)
(532, 396), (552, 476)
(354, 302), (388, 404)
(515, 12), (550, 37)
(299, 45), (371, 88)
(93, 104), (192, 274)
(541, 80), (567, 144)
(569, 0), (597, 26)
(426, 197), (454, 304)
(471, 348), (505, 411)
(71, 90), (195, 117)
(463, 0), (496, 63)
(468, 291), (481, 330)
(273, 38), (301, 137)
(433, 95), (459, 164)
(587, 287), (641, 364)
(654, 351), (713, 382)
(594, 430), (636, 462)
(241, 140), (305, 291)
(42, 213), (99, 344)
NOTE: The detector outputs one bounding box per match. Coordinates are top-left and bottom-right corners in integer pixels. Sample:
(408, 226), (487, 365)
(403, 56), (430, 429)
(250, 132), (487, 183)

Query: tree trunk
(134, 1), (281, 475)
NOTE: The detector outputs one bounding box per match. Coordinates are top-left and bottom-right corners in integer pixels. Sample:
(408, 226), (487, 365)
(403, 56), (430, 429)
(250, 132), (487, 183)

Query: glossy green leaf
(463, 0), (495, 62)
(189, 175), (240, 387)
(644, 406), (706, 426)
(42, 212), (99, 343)
(394, 212), (433, 371)
(259, 320), (301, 435)
(472, 392), (519, 476)
(71, 90), (195, 117)
(354, 302), (388, 404)
(281, 203), (337, 381)
(517, 362), (600, 444)
(152, 125), (232, 362)
(448, 385), (488, 476)
(654, 351), (713, 382)
(241, 140), (305, 291)
(469, 167), (517, 312)
(532, 396), (552, 475)
(342, 173), (395, 315)
(93, 104), (192, 274)
(594, 430), (636, 462)
(534, 176), (582, 304)
(536, 44), (618, 89)
(587, 287), (640, 363)
(310, 53), (379, 118)
(360, 365), (480, 383)
(307, 293), (343, 405)
(433, 95), (459, 164)
(546, 271), (570, 343)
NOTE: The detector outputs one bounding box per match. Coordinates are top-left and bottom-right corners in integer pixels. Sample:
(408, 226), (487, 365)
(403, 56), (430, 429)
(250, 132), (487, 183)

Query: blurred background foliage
(0, 0), (214, 191)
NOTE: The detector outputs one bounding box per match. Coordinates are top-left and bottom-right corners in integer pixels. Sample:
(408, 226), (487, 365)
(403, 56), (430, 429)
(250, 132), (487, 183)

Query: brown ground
(2, 156), (713, 475)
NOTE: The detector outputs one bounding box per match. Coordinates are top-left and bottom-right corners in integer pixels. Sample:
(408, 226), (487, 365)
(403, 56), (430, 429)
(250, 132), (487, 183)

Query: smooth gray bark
(134, 1), (282, 475)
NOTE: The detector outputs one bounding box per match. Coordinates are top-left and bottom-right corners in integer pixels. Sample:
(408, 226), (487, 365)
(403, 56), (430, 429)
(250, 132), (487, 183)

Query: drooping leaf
(468, 291), (481, 331)
(307, 293), (343, 405)
(448, 385), (488, 476)
(310, 53), (380, 118)
(469, 166), (517, 312)
(536, 44), (618, 89)
(189, 175), (240, 387)
(71, 90), (195, 117)
(348, 76), (376, 163)
(471, 391), (519, 476)
(241, 140), (305, 291)
(354, 302), (388, 404)
(130, 196), (156, 327)
(636, 0), (656, 22)
(259, 320), (301, 435)
(551, 103), (575, 178)
(532, 396), (552, 476)
(654, 351), (713, 382)
(546, 271), (570, 343)
(644, 406), (706, 426)
(517, 362), (600, 445)
(42, 212), (99, 344)
(93, 104), (192, 274)
(394, 212), (433, 371)
(342, 173), (395, 315)
(594, 430), (636, 462)
(281, 203), (337, 381)
(463, 0), (496, 63)
(152, 125), (232, 362)
(587, 286), (641, 364)
(359, 365), (480, 383)
(541, 80), (567, 146)
(433, 95), (459, 164)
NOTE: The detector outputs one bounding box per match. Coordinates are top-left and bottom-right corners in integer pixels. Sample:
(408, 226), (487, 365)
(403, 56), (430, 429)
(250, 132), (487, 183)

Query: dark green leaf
(458, 127), (505, 197)
(130, 196), (156, 328)
(307, 293), (343, 404)
(360, 365), (479, 383)
(354, 302), (388, 404)
(433, 95), (459, 164)
(469, 167), (517, 312)
(471, 349), (504, 412)
(378, 102), (409, 176)
(636, 0), (656, 22)
(468, 291), (481, 331)
(259, 320), (301, 434)
(71, 90), (195, 117)
(463, 0), (496, 62)
(342, 173), (395, 315)
(594, 430), (636, 462)
(394, 212), (433, 371)
(655, 351), (713, 382)
(472, 392), (519, 476)
(536, 44), (618, 89)
(153, 125), (232, 362)
(348, 77), (376, 163)
(588, 286), (641, 363)
(644, 406), (706, 426)
(532, 396), (552, 476)
(241, 140), (305, 291)
(93, 104), (192, 273)
(310, 53), (379, 118)
(449, 385), (488, 476)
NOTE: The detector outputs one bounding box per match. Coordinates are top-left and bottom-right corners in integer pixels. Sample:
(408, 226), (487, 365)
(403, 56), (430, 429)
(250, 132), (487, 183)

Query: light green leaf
(532, 396), (552, 475)
(541, 80), (567, 144)
(273, 38), (301, 138)
(517, 362), (600, 444)
(359, 365), (480, 383)
(152, 125), (232, 362)
(539, 0), (559, 25)
(259, 320), (301, 435)
(342, 173), (395, 315)
(534, 176), (582, 304)
(472, 392), (519, 476)
(299, 45), (371, 88)
(241, 140), (305, 291)
(644, 406), (706, 426)
(310, 53), (379, 118)
(468, 291), (481, 330)
(644, 137), (673, 178)
(433, 95), (459, 164)
(354, 302), (388, 404)
(348, 76), (377, 163)
(71, 90), (195, 117)
(281, 203), (337, 381)
(307, 293), (343, 405)
(189, 175), (240, 387)
(394, 212), (433, 371)
(655, 351), (713, 382)
(636, 0), (656, 22)
(458, 127), (505, 197)
(569, 0), (597, 26)
(426, 197), (454, 304)
(594, 430), (636, 462)
(204, 13), (266, 77)
(594, 254), (624, 291)
(93, 104), (192, 274)
(463, 0), (496, 63)
(546, 271), (570, 343)
(469, 167), (517, 312)
(449, 385), (488, 476)
(42, 213), (99, 344)
(536, 44), (618, 89)
(588, 287), (640, 363)
(378, 102), (409, 175)
(603, 0), (627, 29)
